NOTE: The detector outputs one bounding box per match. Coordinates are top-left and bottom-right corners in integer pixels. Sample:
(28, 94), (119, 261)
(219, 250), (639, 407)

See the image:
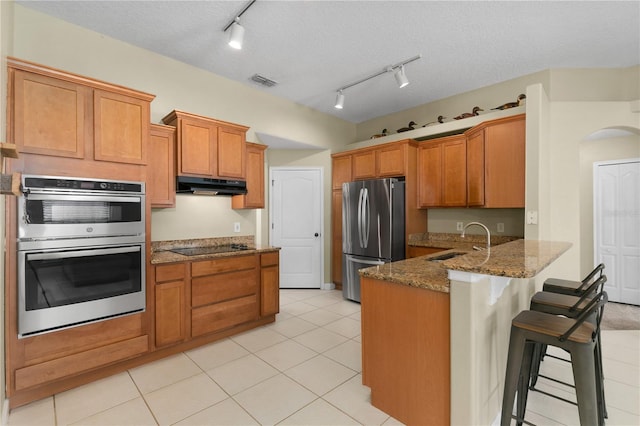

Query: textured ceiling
(17, 1), (640, 124)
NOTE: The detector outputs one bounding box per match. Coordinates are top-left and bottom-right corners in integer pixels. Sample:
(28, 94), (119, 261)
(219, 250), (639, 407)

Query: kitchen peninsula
(359, 239), (571, 425)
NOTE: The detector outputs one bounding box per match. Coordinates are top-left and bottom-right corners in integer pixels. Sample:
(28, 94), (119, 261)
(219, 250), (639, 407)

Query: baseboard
(2, 398), (9, 425)
(321, 282), (336, 290)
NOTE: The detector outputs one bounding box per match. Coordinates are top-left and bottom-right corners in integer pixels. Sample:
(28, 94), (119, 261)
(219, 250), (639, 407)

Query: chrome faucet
(461, 221), (491, 251)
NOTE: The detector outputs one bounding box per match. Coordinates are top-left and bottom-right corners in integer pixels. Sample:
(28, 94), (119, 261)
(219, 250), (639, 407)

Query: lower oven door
(18, 243), (145, 337)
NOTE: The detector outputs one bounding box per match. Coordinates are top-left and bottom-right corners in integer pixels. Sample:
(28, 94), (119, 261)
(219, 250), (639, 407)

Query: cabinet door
(331, 190), (343, 286)
(232, 142), (265, 209)
(149, 124), (176, 208)
(12, 70), (88, 159)
(466, 129), (485, 207)
(217, 126), (246, 179)
(441, 138), (467, 206)
(484, 118), (525, 207)
(261, 265), (280, 316)
(155, 280), (186, 347)
(94, 89), (149, 165)
(352, 150), (377, 180)
(178, 117), (217, 176)
(332, 155), (352, 190)
(378, 144), (406, 177)
(417, 143), (442, 207)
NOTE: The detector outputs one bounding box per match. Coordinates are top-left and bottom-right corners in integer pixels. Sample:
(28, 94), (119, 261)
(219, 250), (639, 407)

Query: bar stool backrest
(577, 263), (605, 293)
(560, 291), (608, 343)
(569, 275), (607, 313)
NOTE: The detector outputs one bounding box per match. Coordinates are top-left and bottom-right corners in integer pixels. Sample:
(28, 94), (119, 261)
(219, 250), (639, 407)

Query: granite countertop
(408, 232), (520, 249)
(359, 239), (571, 294)
(150, 236), (280, 265)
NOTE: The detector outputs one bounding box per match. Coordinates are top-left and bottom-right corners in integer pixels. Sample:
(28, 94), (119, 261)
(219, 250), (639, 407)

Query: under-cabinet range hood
(176, 176), (247, 196)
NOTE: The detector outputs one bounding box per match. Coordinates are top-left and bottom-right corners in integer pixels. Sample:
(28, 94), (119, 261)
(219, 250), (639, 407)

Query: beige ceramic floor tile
(279, 399), (360, 425)
(129, 353), (202, 394)
(298, 308), (344, 326)
(255, 339), (317, 371)
(143, 373), (228, 425)
(293, 327), (348, 353)
(267, 316), (317, 338)
(185, 338), (250, 371)
(233, 374), (316, 425)
(323, 299), (362, 316)
(230, 327), (288, 353)
(323, 339), (362, 372)
(69, 397), (156, 426)
(604, 356), (640, 387)
(55, 372), (140, 426)
(323, 316), (362, 338)
(285, 355), (357, 396)
(279, 301), (317, 317)
(174, 398), (259, 426)
(7, 397), (55, 426)
(304, 294), (342, 308)
(604, 377), (640, 415)
(207, 354), (279, 395)
(323, 375), (390, 425)
(604, 405), (640, 426)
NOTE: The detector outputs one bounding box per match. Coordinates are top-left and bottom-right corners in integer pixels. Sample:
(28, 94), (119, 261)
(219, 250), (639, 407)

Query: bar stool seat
(501, 292), (607, 426)
(543, 263), (604, 296)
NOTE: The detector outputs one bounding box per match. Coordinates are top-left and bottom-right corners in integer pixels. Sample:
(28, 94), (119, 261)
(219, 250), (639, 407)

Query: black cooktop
(170, 244), (251, 256)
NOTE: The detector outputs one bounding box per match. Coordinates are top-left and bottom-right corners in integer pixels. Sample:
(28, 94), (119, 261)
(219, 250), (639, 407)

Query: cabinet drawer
(191, 294), (259, 337)
(15, 335), (148, 391)
(192, 255), (256, 277)
(155, 263), (186, 283)
(192, 269), (258, 307)
(260, 252), (279, 267)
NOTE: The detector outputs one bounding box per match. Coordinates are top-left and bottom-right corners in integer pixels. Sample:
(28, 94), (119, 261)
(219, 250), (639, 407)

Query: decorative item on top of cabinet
(465, 114), (525, 208)
(232, 142), (266, 209)
(260, 252), (280, 316)
(149, 124), (176, 208)
(162, 110), (248, 180)
(453, 106), (483, 120)
(418, 134), (467, 208)
(7, 58), (154, 165)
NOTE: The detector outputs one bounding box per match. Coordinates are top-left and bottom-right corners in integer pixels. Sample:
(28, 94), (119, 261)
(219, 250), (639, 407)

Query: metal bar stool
(529, 275), (608, 418)
(543, 263), (605, 296)
(501, 291), (608, 426)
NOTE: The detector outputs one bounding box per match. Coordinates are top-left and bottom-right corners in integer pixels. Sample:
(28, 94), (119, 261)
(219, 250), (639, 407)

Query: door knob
(314, 233), (319, 237)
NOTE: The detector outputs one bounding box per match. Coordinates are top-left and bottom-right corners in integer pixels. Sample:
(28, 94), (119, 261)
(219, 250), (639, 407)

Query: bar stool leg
(516, 342), (535, 425)
(501, 327), (527, 426)
(571, 344), (600, 426)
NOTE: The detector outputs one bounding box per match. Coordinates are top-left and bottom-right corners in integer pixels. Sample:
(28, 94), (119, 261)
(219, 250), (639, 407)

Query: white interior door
(594, 160), (640, 304)
(270, 168), (323, 288)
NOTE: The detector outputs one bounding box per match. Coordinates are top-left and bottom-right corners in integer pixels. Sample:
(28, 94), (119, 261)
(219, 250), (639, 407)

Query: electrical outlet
(526, 211), (538, 225)
(497, 223), (504, 233)
(234, 222), (240, 233)
(456, 222), (464, 231)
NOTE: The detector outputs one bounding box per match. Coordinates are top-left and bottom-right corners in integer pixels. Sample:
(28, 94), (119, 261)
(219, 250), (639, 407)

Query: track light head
(335, 91), (345, 109)
(395, 65), (409, 88)
(228, 19), (245, 50)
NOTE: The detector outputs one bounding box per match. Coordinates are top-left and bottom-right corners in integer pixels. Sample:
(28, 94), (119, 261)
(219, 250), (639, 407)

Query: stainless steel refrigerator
(342, 178), (405, 302)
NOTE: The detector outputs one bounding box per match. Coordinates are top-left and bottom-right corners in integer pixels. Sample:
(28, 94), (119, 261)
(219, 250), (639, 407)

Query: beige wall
(427, 208), (525, 237)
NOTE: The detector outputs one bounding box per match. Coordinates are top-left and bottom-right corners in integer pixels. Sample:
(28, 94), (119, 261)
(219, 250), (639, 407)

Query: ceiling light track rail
(223, 0), (257, 32)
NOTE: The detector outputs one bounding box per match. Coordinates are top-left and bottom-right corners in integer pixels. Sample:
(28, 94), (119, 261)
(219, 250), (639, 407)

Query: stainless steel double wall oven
(17, 175), (146, 337)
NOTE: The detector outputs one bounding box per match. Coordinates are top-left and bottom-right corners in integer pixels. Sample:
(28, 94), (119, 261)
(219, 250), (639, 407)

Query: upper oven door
(18, 192), (145, 241)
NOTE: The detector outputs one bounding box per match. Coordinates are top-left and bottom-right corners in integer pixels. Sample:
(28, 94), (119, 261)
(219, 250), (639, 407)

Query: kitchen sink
(427, 251), (467, 262)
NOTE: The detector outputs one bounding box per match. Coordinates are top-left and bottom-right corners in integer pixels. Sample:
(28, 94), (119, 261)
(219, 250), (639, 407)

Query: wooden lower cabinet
(361, 277), (450, 425)
(192, 295), (259, 337)
(154, 263), (186, 347)
(260, 252), (280, 316)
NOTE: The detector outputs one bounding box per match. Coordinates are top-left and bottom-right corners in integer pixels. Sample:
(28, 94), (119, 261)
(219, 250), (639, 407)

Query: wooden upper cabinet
(332, 154), (352, 190)
(464, 114), (526, 208)
(8, 58), (154, 164)
(232, 142), (266, 209)
(11, 69), (88, 159)
(149, 124), (176, 208)
(378, 143), (406, 177)
(93, 89), (148, 165)
(418, 134), (466, 208)
(352, 149), (377, 180)
(162, 110), (248, 180)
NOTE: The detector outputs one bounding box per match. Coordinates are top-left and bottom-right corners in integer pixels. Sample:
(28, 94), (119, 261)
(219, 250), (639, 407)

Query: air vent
(250, 74), (278, 87)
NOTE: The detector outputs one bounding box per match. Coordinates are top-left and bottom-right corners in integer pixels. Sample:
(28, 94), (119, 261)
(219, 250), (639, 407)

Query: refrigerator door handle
(362, 188), (370, 248)
(377, 214), (382, 258)
(357, 188), (364, 248)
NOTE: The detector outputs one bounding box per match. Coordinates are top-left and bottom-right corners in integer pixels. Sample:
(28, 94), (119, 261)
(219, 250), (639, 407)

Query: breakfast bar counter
(359, 239), (571, 426)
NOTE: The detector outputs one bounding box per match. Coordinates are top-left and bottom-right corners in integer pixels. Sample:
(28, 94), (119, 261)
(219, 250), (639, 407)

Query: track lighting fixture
(223, 0), (256, 50)
(335, 91), (345, 109)
(394, 65), (409, 88)
(333, 54), (421, 110)
(228, 18), (244, 49)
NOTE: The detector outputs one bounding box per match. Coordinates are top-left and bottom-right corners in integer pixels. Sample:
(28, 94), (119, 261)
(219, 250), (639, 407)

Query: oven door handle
(25, 193), (142, 203)
(26, 246), (141, 260)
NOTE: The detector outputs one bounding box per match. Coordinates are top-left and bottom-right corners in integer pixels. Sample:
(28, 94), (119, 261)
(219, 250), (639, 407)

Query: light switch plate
(497, 223), (504, 233)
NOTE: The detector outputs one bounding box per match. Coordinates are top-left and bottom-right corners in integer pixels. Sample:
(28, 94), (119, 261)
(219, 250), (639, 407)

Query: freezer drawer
(343, 254), (385, 302)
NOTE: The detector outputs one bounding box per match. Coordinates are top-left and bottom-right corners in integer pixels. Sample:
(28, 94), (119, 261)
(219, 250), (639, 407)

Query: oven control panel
(23, 175), (144, 194)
